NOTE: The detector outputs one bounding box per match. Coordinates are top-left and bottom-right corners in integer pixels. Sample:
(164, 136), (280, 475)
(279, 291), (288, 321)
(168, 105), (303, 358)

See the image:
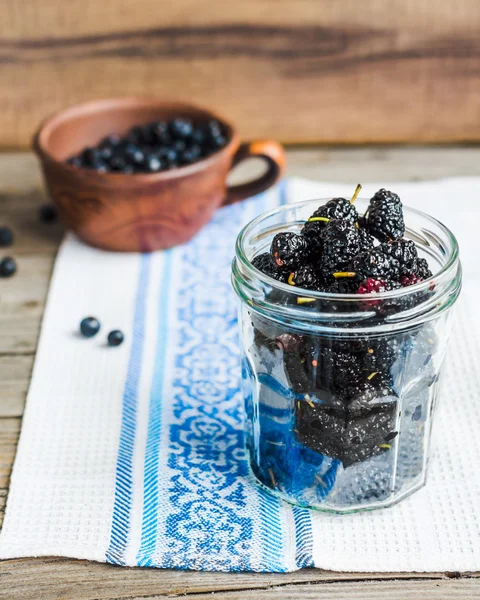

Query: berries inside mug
(66, 118), (228, 174)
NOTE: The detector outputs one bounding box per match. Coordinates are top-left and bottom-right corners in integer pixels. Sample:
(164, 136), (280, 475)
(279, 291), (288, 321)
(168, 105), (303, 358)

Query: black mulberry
(358, 227), (375, 252)
(381, 239), (416, 263)
(301, 220), (324, 258)
(365, 189), (405, 241)
(320, 220), (361, 279)
(309, 197), (358, 225)
(252, 252), (286, 282)
(351, 248), (400, 282)
(290, 264), (321, 290)
(270, 232), (310, 270)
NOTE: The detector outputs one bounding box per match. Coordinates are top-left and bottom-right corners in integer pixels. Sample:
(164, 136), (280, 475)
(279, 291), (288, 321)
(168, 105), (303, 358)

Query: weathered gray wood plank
(0, 356), (31, 417)
(0, 556), (476, 600)
(0, 255), (54, 354)
(0, 417), (19, 496)
(283, 146), (480, 183)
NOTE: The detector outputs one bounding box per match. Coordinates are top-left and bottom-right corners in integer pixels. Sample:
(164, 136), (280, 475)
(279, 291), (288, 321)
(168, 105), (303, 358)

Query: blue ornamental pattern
(160, 194), (272, 571)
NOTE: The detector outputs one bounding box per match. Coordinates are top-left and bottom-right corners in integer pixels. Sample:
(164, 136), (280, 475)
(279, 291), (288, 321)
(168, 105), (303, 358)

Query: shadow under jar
(232, 199), (461, 513)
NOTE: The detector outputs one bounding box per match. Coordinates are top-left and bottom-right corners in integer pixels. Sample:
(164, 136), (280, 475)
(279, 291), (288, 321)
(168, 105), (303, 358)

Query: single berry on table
(108, 330), (125, 347)
(80, 316), (101, 338)
(0, 256), (16, 277)
(0, 226), (14, 247)
(39, 204), (58, 223)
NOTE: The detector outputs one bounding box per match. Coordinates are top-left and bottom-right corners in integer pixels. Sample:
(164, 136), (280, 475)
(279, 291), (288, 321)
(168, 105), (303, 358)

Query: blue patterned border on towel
(104, 180), (315, 571)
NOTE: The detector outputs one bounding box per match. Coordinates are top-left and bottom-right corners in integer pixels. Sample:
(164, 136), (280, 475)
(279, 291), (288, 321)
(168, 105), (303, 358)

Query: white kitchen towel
(0, 177), (479, 572)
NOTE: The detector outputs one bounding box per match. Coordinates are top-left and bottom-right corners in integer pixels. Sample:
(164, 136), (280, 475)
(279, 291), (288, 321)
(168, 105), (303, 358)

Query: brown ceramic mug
(33, 98), (286, 252)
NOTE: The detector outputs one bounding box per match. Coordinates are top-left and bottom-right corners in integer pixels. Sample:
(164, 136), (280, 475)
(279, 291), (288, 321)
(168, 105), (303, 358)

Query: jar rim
(235, 197), (460, 302)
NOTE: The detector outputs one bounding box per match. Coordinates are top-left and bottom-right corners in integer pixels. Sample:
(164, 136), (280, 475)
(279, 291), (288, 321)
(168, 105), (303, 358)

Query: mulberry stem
(297, 297), (316, 304)
(307, 216), (330, 223)
(350, 183), (362, 204)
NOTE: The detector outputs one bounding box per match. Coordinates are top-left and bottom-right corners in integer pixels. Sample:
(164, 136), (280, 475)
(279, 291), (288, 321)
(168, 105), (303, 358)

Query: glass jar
(231, 198), (461, 513)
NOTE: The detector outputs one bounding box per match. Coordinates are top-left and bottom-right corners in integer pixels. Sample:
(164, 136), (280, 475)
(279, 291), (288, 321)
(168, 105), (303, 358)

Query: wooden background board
(1, 0), (480, 148)
(1, 147), (480, 599)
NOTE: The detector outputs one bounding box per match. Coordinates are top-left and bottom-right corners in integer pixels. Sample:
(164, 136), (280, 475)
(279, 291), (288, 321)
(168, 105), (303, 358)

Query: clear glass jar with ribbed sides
(231, 198), (461, 513)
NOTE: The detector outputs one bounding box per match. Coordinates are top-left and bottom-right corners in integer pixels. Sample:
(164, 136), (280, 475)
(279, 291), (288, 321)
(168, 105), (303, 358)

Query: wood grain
(0, 558), (477, 600)
(1, 0), (480, 147)
(0, 255), (55, 354)
(0, 418), (19, 494)
(0, 357), (31, 417)
(1, 149), (480, 598)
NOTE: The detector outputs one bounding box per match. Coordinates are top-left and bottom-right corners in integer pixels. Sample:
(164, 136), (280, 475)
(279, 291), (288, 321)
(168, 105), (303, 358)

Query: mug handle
(223, 140), (286, 206)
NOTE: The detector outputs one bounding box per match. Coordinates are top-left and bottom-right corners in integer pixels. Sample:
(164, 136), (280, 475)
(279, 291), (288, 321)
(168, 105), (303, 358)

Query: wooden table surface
(1, 148), (479, 600)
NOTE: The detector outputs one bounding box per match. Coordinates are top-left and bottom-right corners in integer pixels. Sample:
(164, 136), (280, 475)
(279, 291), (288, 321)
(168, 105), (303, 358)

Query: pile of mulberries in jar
(253, 186), (432, 295)
(249, 186), (436, 485)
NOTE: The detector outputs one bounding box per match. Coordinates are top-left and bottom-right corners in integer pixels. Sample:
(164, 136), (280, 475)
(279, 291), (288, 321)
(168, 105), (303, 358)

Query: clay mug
(33, 98), (286, 252)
